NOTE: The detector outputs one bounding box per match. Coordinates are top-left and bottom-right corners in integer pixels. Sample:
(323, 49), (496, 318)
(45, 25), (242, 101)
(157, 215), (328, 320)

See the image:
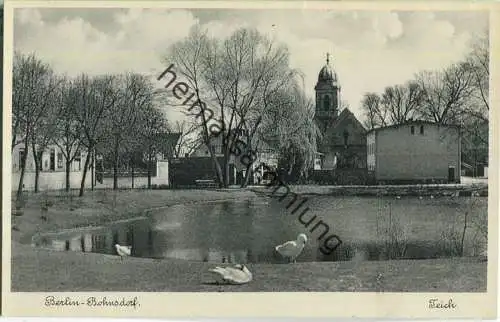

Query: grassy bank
(250, 182), (488, 197)
(12, 243), (486, 292)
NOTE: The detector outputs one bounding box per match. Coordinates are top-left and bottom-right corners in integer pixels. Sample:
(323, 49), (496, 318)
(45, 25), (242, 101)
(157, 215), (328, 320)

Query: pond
(31, 195), (488, 263)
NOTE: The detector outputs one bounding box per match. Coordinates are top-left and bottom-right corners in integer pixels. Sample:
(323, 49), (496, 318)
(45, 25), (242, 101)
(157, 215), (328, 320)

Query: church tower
(314, 53), (341, 133)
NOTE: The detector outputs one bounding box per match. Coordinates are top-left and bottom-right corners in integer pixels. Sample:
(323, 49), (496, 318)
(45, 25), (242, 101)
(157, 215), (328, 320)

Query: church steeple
(314, 53), (341, 132)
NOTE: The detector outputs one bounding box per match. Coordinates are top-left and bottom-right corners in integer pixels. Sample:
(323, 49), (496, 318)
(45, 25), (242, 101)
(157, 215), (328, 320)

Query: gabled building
(11, 142), (93, 191)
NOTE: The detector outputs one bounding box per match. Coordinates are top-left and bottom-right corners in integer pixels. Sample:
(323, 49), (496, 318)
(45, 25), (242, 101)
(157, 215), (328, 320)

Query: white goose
(275, 233), (308, 263)
(115, 244), (132, 261)
(209, 264), (253, 285)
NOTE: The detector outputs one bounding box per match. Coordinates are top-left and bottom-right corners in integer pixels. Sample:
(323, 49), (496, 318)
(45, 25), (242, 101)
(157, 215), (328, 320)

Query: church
(313, 54), (367, 171)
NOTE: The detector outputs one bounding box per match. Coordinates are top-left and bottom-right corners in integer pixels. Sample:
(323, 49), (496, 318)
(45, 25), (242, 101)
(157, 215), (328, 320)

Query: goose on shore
(275, 233), (308, 263)
(209, 264), (253, 285)
(115, 244), (132, 261)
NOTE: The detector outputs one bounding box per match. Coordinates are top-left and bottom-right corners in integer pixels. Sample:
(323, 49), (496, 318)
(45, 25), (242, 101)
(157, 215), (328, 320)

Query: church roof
(317, 54), (338, 83)
(330, 108), (366, 132)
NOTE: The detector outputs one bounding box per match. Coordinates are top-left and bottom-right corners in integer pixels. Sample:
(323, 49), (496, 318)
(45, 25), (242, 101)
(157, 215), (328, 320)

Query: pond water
(31, 196), (487, 263)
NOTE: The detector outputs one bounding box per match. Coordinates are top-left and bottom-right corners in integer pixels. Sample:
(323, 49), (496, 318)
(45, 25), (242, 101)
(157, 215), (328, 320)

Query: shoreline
(248, 183), (488, 197)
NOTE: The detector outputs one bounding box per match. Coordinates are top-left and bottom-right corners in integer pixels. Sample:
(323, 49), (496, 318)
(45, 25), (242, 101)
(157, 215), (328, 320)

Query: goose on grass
(275, 233), (308, 263)
(209, 264), (253, 285)
(115, 244), (132, 261)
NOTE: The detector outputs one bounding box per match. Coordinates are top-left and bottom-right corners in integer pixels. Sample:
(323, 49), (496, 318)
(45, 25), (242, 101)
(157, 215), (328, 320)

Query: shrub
(376, 202), (409, 260)
(438, 196), (485, 257)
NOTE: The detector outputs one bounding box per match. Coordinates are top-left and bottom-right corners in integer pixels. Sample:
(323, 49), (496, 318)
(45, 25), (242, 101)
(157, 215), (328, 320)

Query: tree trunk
(113, 159), (118, 190)
(241, 163), (252, 188)
(131, 160), (135, 189)
(34, 163), (40, 193)
(224, 154), (230, 188)
(288, 153), (295, 175)
(147, 152), (152, 189)
(91, 149), (95, 191)
(16, 132), (30, 202)
(65, 159), (71, 192)
(31, 139), (41, 193)
(113, 141), (119, 190)
(79, 146), (92, 197)
(207, 144), (224, 188)
(213, 157), (224, 188)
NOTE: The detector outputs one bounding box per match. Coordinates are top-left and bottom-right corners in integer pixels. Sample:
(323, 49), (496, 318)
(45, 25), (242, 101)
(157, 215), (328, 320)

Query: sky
(13, 8), (488, 123)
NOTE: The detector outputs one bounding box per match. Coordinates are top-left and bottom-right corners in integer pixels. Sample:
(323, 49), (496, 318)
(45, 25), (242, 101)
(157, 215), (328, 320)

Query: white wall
(11, 170), (92, 191)
(375, 124), (460, 182)
(92, 160), (171, 189)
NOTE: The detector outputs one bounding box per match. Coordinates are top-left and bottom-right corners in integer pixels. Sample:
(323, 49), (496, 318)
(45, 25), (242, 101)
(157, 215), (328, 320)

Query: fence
(169, 157), (235, 188)
(308, 168), (372, 185)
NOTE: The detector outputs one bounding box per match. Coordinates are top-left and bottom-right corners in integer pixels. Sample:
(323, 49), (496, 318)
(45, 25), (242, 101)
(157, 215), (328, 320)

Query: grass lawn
(11, 242), (486, 292)
(9, 189), (487, 292)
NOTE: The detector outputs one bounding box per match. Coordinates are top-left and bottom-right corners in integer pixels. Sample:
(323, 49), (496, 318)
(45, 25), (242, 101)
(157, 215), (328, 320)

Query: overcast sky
(14, 8), (488, 123)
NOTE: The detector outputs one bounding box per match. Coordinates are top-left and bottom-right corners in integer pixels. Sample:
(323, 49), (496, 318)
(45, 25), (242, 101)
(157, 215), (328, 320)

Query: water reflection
(30, 197), (485, 263)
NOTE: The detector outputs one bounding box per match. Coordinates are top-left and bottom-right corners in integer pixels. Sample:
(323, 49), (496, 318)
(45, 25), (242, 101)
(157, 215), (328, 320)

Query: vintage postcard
(2, 0), (498, 319)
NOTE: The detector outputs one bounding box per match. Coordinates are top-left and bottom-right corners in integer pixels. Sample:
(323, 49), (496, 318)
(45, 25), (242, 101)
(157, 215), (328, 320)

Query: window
(19, 149), (25, 170)
(323, 95), (330, 111)
(57, 152), (63, 169)
(410, 126), (415, 135)
(50, 149), (55, 171)
(420, 125), (424, 135)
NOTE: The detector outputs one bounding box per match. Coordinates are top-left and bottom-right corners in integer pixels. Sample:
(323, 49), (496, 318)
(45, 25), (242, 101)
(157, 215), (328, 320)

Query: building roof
(366, 120), (459, 135)
(155, 132), (181, 157)
(317, 54), (338, 84)
(329, 108), (366, 132)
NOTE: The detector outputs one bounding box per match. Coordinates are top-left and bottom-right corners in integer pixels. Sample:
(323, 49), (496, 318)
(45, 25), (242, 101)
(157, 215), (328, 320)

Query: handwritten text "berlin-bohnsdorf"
(44, 296), (140, 309)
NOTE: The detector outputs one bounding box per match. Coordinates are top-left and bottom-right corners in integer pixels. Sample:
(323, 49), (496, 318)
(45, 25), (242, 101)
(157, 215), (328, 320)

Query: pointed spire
(326, 52), (330, 65)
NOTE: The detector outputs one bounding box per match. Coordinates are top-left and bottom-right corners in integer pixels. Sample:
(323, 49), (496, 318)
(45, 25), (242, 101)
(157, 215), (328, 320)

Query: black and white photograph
(2, 0), (498, 318)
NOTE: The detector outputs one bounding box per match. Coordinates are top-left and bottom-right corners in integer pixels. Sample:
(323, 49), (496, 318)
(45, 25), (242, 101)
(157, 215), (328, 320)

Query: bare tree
(380, 81), (424, 125)
(361, 92), (386, 130)
(104, 73), (153, 190)
(53, 78), (84, 191)
(165, 26), (294, 188)
(171, 120), (199, 157)
(466, 32), (489, 113)
(416, 62), (475, 125)
(30, 89), (61, 193)
(12, 52), (62, 201)
(460, 32), (489, 158)
(76, 74), (119, 197)
(134, 104), (169, 189)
